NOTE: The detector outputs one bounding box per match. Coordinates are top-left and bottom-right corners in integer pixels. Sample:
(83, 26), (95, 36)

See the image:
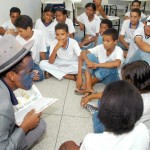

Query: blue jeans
(125, 48), (150, 65)
(45, 46), (50, 60)
(34, 63), (44, 81)
(92, 100), (105, 133)
(74, 35), (95, 50)
(82, 53), (120, 84)
(97, 35), (103, 46)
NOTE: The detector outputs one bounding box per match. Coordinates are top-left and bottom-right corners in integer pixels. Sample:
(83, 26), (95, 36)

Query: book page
(14, 85), (58, 125)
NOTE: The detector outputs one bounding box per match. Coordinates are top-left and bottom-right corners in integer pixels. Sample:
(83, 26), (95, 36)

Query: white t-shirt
(34, 18), (56, 47)
(1, 19), (16, 31)
(80, 123), (149, 150)
(125, 11), (146, 21)
(120, 19), (144, 43)
(50, 38), (81, 61)
(88, 45), (124, 66)
(127, 26), (150, 64)
(53, 18), (75, 34)
(139, 93), (150, 141)
(77, 13), (100, 37)
(16, 29), (47, 64)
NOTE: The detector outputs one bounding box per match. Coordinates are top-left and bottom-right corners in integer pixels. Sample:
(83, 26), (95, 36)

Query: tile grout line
(54, 80), (71, 150)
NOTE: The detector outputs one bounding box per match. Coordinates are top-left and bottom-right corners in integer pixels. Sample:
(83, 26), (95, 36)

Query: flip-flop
(82, 91), (97, 98)
(74, 89), (85, 95)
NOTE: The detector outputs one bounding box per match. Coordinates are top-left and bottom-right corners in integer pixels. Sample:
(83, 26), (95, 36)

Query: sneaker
(85, 104), (99, 115)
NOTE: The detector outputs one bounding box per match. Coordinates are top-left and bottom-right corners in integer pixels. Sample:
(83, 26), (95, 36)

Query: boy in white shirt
(39, 23), (81, 80)
(118, 8), (144, 52)
(75, 28), (124, 97)
(0, 7), (21, 36)
(53, 8), (75, 39)
(125, 0), (146, 21)
(14, 15), (47, 81)
(126, 16), (150, 64)
(35, 5), (55, 59)
(59, 81), (149, 150)
(75, 3), (100, 49)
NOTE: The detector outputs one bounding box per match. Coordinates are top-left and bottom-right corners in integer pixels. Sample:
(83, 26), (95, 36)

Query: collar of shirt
(42, 18), (53, 27)
(61, 38), (69, 51)
(0, 78), (18, 105)
(129, 21), (139, 29)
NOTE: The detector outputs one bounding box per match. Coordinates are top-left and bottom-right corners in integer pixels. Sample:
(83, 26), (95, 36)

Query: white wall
(0, 0), (41, 25)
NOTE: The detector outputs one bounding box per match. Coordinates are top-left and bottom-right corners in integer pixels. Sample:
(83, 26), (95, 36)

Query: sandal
(74, 88), (85, 95)
(44, 72), (51, 79)
(82, 91), (97, 98)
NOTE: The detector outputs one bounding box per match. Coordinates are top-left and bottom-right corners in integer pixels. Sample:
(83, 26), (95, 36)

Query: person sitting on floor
(125, 0), (146, 21)
(35, 5), (55, 59)
(59, 80), (149, 150)
(39, 23), (81, 80)
(118, 8), (144, 54)
(93, 0), (108, 19)
(75, 2), (101, 49)
(0, 35), (46, 150)
(0, 7), (21, 36)
(14, 15), (47, 81)
(75, 28), (124, 97)
(53, 7), (75, 39)
(125, 15), (150, 65)
(96, 19), (112, 45)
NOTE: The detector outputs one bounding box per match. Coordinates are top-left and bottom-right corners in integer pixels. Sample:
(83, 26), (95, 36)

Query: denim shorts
(82, 53), (120, 84)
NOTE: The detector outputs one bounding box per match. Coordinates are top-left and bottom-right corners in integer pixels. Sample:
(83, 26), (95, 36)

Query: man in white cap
(0, 35), (46, 149)
(126, 16), (150, 64)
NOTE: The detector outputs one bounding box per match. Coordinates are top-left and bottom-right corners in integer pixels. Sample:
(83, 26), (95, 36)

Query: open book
(14, 85), (58, 125)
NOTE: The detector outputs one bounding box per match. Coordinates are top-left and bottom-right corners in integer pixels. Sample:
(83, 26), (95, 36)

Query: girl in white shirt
(75, 3), (100, 49)
(35, 5), (55, 59)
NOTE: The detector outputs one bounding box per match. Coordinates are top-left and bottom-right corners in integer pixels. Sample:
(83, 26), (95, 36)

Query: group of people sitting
(0, 0), (150, 149)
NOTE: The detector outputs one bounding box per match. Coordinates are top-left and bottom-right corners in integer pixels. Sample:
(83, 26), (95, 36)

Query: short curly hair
(122, 60), (150, 93)
(98, 80), (143, 135)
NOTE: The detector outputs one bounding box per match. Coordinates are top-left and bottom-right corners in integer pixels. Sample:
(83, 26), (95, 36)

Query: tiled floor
(30, 8), (150, 150)
(31, 78), (104, 150)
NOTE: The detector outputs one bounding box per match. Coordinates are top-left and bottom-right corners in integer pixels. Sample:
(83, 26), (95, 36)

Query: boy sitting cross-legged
(39, 23), (81, 80)
(75, 28), (124, 97)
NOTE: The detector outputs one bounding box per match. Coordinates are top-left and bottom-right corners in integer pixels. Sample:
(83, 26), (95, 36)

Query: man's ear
(6, 71), (15, 82)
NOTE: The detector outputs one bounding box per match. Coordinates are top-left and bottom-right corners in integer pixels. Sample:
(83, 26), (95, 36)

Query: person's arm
(49, 41), (63, 64)
(0, 106), (41, 149)
(75, 17), (84, 31)
(95, 59), (121, 68)
(80, 92), (103, 107)
(135, 36), (150, 52)
(0, 27), (6, 35)
(119, 34), (129, 49)
(99, 6), (108, 19)
(79, 33), (99, 47)
(40, 52), (46, 60)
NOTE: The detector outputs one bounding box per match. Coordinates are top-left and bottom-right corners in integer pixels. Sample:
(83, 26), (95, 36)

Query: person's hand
(5, 29), (15, 35)
(79, 23), (84, 31)
(80, 97), (90, 107)
(33, 70), (40, 81)
(20, 109), (42, 133)
(79, 42), (85, 48)
(57, 40), (64, 48)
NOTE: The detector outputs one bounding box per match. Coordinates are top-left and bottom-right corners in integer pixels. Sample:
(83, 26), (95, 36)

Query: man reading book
(0, 35), (46, 149)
